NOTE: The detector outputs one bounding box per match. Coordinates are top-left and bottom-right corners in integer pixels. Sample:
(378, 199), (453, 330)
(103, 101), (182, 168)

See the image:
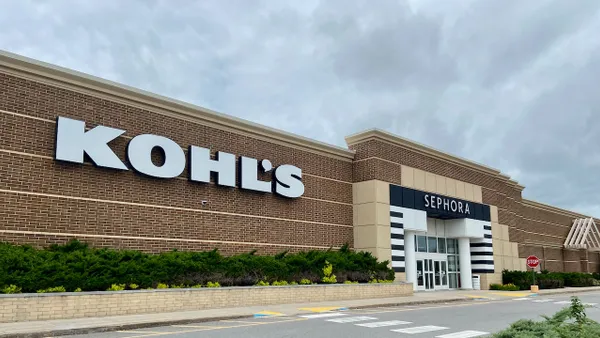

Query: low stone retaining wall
(0, 283), (412, 323)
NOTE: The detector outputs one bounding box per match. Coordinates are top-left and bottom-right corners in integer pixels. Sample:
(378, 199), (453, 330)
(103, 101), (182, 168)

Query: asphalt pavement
(67, 292), (600, 338)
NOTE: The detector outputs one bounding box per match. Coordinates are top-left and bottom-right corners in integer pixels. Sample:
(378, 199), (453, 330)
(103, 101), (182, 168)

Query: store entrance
(416, 257), (448, 291)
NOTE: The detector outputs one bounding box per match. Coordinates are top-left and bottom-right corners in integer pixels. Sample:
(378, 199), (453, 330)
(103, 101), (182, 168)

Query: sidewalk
(1, 287), (599, 337)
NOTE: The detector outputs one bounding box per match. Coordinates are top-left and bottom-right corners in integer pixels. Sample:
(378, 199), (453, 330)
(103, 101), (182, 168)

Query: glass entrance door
(417, 258), (448, 291)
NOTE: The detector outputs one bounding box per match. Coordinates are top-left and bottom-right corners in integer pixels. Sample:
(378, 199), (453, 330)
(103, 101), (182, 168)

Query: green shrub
(290, 281), (298, 285)
(156, 283), (169, 289)
(271, 280), (288, 286)
(299, 279), (312, 285)
(0, 240), (393, 292)
(191, 284), (203, 288)
(74, 288), (82, 292)
(129, 284), (139, 290)
(255, 280), (270, 286)
(206, 282), (220, 288)
(321, 261), (337, 284)
(490, 283), (519, 291)
(492, 297), (600, 337)
(107, 284), (126, 291)
(37, 286), (66, 293)
(1, 285), (22, 294)
(344, 280), (358, 284)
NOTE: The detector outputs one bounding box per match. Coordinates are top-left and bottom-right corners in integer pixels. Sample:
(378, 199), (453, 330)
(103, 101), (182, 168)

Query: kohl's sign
(54, 116), (305, 198)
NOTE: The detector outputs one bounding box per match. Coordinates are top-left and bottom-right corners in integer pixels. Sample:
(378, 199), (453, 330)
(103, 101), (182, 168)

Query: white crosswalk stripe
(391, 325), (449, 334)
(533, 299), (554, 303)
(355, 320), (412, 328)
(514, 298), (530, 300)
(554, 301), (571, 304)
(300, 313), (347, 319)
(584, 303), (597, 306)
(435, 330), (490, 338)
(326, 316), (377, 323)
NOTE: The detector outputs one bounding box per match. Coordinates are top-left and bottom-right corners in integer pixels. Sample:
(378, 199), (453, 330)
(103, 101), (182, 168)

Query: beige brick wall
(0, 284), (413, 323)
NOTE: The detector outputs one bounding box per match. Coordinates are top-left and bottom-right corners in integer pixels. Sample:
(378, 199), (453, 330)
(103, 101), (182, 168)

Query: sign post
(526, 255), (540, 292)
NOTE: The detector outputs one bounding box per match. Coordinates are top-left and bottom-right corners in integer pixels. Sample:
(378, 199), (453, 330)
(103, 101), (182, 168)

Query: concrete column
(458, 237), (473, 289)
(404, 231), (417, 289)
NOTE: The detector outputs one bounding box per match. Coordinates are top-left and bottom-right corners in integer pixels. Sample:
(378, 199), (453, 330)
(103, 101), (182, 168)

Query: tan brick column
(353, 180), (392, 268)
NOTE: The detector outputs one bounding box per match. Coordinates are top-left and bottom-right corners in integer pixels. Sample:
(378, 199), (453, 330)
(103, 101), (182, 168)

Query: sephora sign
(54, 117), (305, 198)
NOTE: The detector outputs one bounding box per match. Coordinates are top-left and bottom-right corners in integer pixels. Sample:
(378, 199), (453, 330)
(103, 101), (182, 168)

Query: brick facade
(0, 67), (354, 255)
(0, 51), (598, 272)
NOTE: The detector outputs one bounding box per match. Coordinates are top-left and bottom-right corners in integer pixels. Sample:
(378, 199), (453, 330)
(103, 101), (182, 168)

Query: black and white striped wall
(390, 207), (405, 273)
(470, 223), (494, 273)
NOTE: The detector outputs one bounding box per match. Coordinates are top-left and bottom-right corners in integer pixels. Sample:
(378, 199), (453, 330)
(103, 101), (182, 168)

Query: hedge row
(493, 297), (600, 337)
(0, 240), (395, 293)
(502, 270), (600, 290)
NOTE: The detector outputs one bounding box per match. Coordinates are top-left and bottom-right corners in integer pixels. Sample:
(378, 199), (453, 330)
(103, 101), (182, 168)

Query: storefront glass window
(447, 239), (458, 254)
(448, 255), (458, 272)
(417, 236), (427, 252)
(438, 238), (446, 253)
(427, 237), (437, 253)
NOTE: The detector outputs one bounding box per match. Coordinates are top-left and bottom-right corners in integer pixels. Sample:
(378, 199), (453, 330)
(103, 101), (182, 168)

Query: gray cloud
(2, 0), (600, 216)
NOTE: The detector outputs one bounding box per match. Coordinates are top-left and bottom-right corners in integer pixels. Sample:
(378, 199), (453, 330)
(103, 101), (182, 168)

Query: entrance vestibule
(414, 236), (461, 291)
(407, 218), (472, 291)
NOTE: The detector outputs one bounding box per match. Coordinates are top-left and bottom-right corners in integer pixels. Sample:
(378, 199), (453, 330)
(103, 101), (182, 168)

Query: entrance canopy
(564, 218), (600, 251)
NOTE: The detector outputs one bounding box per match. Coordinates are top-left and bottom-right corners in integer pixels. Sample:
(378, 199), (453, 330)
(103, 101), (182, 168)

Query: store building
(1, 50), (599, 291)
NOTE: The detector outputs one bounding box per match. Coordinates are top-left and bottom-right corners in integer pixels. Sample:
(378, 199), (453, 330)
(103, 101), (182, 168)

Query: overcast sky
(2, 0), (600, 217)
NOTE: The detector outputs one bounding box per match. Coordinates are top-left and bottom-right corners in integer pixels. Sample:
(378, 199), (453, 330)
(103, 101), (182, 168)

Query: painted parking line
(300, 312), (347, 319)
(554, 301), (571, 304)
(326, 316), (377, 323)
(391, 325), (449, 334)
(355, 320), (412, 327)
(435, 330), (490, 338)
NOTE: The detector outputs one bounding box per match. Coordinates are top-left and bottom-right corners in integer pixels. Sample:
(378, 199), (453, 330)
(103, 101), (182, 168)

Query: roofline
(522, 199), (592, 220)
(346, 128), (507, 178)
(0, 50), (355, 161)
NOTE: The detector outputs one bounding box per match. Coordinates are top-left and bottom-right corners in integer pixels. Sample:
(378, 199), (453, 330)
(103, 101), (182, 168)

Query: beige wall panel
(503, 241), (513, 258)
(455, 180), (466, 198)
(490, 206), (499, 223)
(353, 203), (389, 226)
(353, 181), (376, 205)
(354, 225), (378, 249)
(491, 222), (502, 239)
(511, 243), (519, 259)
(494, 255), (504, 271)
(401, 166), (415, 188)
(425, 172), (436, 192)
(435, 175), (447, 195)
(375, 180), (390, 204)
(513, 258), (523, 271)
(503, 256), (514, 270)
(414, 169), (426, 190)
(501, 225), (510, 241)
(464, 183), (474, 201)
(473, 185), (483, 203)
(446, 178), (457, 197)
(493, 239), (504, 256)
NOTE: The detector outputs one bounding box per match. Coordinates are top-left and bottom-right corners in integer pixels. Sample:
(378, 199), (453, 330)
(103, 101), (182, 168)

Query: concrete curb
(0, 297), (475, 338)
(534, 287), (600, 297)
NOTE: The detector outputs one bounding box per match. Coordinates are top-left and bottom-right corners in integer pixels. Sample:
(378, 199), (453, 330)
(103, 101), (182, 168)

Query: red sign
(526, 255), (540, 268)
